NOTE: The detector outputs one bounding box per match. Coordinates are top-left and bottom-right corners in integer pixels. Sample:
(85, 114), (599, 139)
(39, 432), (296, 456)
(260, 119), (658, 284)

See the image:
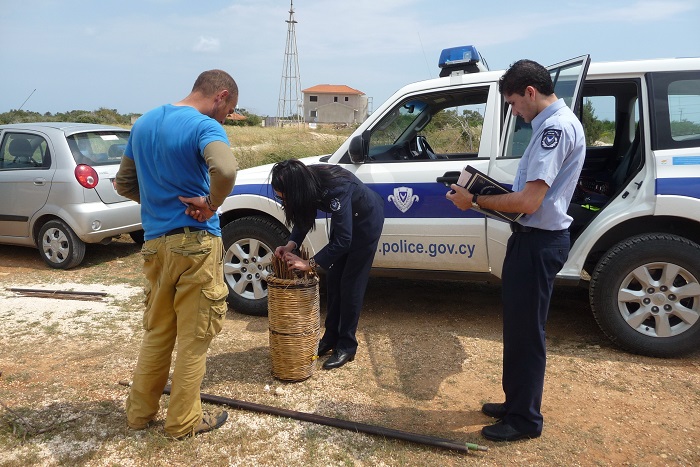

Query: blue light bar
(438, 45), (489, 74)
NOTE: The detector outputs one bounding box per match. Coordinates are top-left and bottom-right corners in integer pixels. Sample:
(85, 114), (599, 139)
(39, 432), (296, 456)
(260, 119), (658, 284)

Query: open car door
(486, 55), (591, 278)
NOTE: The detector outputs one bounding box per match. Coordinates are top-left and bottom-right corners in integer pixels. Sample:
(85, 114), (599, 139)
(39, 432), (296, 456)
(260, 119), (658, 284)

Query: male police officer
(447, 59), (585, 441)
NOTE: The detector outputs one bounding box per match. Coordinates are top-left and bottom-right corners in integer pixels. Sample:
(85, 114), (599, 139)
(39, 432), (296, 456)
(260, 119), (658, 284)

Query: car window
(668, 79), (700, 142)
(66, 130), (129, 166)
(365, 86), (490, 162)
(648, 71), (700, 150)
(582, 96), (616, 147)
(0, 133), (51, 170)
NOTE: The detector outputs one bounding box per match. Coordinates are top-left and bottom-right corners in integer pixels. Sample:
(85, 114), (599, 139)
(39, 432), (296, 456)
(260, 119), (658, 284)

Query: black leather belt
(165, 226), (204, 236)
(510, 223), (567, 234)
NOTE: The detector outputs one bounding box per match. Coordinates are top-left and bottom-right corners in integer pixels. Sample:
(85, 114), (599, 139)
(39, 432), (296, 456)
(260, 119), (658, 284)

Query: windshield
(67, 131), (130, 166)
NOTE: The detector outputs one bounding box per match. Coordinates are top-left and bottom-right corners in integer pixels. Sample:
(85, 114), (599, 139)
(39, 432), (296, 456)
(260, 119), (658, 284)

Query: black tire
(590, 233), (700, 357)
(222, 216), (289, 316)
(37, 219), (86, 269)
(129, 229), (145, 245)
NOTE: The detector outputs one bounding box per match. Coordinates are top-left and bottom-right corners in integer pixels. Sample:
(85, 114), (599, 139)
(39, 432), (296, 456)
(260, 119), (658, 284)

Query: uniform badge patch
(330, 198), (341, 211)
(541, 129), (562, 149)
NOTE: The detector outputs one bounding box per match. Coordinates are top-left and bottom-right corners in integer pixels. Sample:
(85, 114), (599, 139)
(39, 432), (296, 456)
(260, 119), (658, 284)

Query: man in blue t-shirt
(447, 59), (585, 442)
(116, 69), (238, 439)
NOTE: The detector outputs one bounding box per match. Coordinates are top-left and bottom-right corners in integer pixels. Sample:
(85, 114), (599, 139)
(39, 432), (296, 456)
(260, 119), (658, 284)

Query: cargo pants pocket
(140, 242), (160, 331)
(195, 282), (229, 339)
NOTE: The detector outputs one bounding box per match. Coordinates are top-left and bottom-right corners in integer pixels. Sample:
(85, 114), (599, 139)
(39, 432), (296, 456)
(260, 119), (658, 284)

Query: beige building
(302, 84), (368, 125)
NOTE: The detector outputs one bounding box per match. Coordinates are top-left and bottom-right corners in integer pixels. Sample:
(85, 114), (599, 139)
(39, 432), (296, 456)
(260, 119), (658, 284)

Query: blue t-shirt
(513, 99), (585, 231)
(124, 104), (230, 240)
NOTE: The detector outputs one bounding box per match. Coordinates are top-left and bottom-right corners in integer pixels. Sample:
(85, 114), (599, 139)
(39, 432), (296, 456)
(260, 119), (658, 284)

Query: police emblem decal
(330, 198), (341, 211)
(541, 129), (561, 149)
(388, 187), (420, 213)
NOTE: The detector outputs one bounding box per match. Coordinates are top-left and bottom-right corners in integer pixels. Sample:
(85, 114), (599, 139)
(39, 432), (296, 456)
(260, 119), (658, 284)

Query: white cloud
(193, 36), (220, 53)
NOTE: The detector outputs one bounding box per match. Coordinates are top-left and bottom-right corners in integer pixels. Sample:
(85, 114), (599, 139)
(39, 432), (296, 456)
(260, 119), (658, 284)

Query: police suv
(219, 46), (700, 358)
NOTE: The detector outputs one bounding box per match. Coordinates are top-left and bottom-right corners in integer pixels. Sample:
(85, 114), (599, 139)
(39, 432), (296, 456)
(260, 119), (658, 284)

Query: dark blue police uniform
(289, 165), (384, 354)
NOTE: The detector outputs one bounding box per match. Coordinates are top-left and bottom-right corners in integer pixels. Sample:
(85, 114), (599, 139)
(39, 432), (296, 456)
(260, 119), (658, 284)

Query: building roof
(302, 84), (365, 95)
(225, 112), (247, 121)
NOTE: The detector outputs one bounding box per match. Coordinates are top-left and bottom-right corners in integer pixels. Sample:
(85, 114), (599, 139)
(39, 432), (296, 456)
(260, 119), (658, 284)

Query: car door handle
(33, 178), (47, 186)
(436, 171), (461, 187)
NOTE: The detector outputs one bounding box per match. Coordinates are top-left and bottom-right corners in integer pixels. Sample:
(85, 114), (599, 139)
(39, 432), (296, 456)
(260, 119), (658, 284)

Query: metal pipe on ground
(163, 385), (488, 454)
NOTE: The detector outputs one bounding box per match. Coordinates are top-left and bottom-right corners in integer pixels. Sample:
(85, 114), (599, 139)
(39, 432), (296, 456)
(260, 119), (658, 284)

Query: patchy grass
(225, 126), (352, 169)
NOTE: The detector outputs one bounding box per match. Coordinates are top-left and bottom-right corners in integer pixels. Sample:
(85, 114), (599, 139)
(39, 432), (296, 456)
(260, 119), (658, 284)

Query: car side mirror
(348, 131), (369, 164)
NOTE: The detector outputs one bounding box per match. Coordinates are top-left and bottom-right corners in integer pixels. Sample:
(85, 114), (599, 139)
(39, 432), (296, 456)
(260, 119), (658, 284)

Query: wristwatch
(308, 257), (317, 271)
(471, 193), (480, 208)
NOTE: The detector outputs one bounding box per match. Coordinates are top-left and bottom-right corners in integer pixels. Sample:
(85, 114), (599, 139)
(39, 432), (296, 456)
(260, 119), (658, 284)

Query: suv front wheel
(222, 216), (288, 316)
(590, 233), (700, 358)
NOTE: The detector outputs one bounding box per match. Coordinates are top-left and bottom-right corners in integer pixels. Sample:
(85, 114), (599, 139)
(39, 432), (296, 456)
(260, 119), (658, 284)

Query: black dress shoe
(322, 350), (355, 370)
(317, 341), (334, 356)
(481, 420), (540, 442)
(482, 402), (507, 419)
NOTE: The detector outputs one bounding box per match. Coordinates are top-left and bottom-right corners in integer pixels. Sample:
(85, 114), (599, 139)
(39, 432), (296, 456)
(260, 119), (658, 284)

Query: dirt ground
(1, 237), (699, 466)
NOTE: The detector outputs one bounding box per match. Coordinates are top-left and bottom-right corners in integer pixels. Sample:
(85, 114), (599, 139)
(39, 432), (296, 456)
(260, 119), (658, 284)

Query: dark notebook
(457, 165), (524, 223)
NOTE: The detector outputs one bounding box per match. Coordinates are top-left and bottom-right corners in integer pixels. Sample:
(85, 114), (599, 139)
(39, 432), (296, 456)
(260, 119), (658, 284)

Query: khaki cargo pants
(126, 228), (228, 438)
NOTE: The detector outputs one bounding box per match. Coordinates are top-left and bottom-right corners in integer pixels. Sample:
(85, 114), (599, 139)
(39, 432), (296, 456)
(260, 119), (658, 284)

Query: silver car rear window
(67, 131), (130, 166)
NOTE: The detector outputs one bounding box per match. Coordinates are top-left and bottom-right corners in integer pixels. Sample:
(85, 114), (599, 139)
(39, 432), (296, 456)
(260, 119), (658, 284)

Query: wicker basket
(267, 274), (320, 382)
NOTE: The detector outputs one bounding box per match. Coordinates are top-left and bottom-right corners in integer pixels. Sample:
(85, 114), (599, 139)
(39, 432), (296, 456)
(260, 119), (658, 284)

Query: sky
(1, 0), (699, 117)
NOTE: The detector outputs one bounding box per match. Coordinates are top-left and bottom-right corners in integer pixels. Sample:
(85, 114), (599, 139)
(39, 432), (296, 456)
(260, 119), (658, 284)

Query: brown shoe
(175, 410), (228, 440)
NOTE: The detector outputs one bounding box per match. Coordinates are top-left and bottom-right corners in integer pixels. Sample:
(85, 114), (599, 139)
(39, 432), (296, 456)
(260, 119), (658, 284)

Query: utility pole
(276, 0), (303, 127)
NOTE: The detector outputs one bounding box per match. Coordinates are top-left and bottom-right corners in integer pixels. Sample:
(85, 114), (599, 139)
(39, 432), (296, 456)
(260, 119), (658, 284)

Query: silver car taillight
(75, 164), (99, 189)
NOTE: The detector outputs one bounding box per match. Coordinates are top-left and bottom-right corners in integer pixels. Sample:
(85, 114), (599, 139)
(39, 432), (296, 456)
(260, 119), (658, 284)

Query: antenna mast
(276, 0), (303, 127)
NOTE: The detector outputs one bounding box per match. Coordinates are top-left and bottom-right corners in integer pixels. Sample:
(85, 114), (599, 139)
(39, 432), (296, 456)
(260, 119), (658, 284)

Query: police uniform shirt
(513, 99), (586, 231)
(289, 167), (384, 270)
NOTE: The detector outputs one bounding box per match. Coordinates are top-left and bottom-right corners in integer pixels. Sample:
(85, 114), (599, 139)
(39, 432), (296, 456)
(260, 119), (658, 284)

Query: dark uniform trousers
(501, 227), (570, 435)
(324, 240), (379, 354)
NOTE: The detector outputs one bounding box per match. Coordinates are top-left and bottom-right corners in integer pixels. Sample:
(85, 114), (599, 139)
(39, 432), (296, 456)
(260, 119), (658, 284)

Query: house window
(334, 97), (338, 102)
(345, 97), (349, 102)
(309, 96), (318, 102)
(310, 110), (317, 118)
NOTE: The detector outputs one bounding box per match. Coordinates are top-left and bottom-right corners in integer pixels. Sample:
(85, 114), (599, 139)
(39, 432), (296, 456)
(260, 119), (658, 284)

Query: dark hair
(270, 160), (350, 232)
(498, 59), (554, 96)
(192, 69), (239, 100)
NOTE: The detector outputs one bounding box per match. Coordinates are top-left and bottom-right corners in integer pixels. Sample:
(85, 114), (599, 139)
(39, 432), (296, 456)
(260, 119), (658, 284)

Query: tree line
(0, 108), (264, 127)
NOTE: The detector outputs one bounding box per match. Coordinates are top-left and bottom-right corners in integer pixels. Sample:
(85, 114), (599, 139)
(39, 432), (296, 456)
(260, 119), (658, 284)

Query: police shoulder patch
(330, 198), (341, 211)
(541, 129), (562, 149)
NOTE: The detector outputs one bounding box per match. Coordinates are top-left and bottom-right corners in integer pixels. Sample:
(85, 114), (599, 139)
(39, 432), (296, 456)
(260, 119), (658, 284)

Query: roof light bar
(438, 45), (489, 76)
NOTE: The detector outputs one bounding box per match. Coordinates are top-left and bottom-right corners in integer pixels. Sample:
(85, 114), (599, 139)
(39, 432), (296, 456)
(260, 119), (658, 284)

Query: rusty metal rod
(9, 288), (108, 296)
(161, 385), (488, 453)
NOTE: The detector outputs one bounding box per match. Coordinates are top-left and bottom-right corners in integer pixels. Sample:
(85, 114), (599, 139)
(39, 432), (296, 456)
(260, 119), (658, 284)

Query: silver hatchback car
(0, 122), (142, 269)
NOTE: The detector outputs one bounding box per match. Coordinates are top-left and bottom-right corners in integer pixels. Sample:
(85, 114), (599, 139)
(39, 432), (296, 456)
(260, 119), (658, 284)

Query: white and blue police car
(219, 46), (700, 358)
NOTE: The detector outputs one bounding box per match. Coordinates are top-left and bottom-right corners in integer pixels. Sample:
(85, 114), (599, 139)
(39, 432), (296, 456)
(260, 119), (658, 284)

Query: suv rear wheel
(590, 233), (700, 357)
(222, 216), (288, 316)
(37, 219), (86, 269)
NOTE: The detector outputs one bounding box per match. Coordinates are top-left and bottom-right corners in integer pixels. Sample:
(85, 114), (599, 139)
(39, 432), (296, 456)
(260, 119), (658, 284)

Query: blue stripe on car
(231, 182), (486, 219)
(656, 177), (700, 198)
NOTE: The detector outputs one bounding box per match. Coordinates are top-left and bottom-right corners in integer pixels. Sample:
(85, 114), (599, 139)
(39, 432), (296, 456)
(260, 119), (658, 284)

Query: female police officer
(271, 159), (384, 369)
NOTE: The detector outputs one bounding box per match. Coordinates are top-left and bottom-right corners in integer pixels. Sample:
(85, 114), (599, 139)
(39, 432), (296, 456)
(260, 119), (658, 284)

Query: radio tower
(276, 0), (303, 127)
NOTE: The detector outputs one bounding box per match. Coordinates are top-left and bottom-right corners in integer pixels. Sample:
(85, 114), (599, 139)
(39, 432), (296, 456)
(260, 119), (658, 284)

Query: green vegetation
(0, 108), (136, 125)
(0, 108), (353, 170)
(424, 108), (483, 153)
(582, 100), (615, 146)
